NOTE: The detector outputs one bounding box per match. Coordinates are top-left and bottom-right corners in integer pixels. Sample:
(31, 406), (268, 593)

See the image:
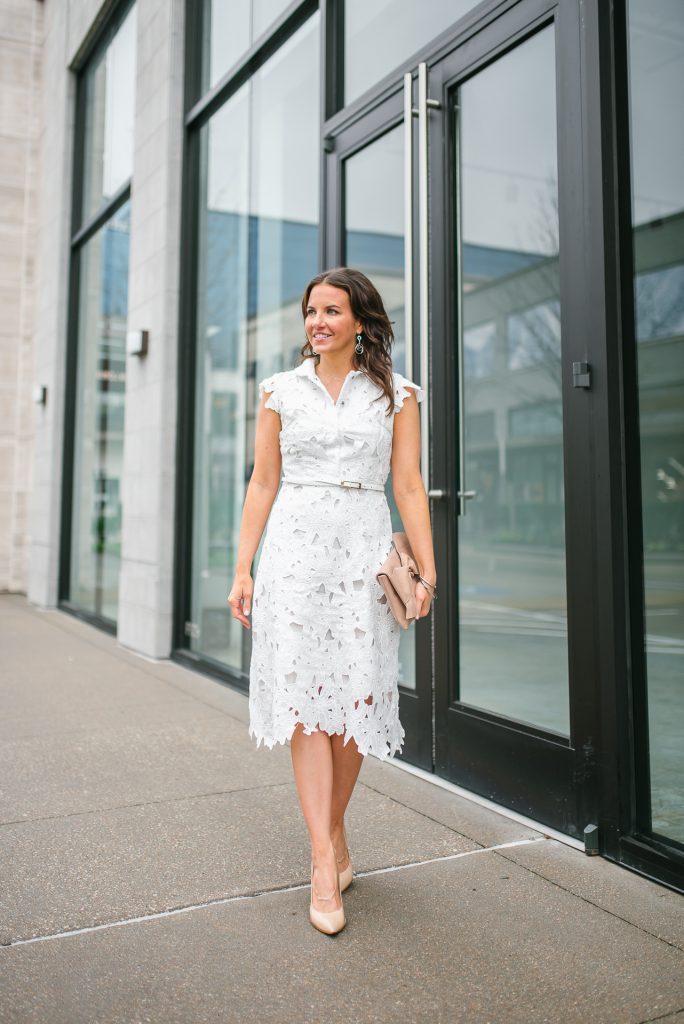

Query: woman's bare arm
(390, 389), (437, 615)
(228, 391), (282, 627)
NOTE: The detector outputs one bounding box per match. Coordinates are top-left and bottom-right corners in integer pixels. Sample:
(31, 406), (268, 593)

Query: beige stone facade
(0, 0), (42, 593)
(0, 0), (183, 658)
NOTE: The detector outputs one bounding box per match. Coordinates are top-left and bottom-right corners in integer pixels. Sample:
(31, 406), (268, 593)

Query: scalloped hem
(248, 720), (405, 762)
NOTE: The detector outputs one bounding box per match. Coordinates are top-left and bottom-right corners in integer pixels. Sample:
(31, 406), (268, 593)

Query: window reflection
(627, 0), (684, 843)
(344, 0), (480, 105)
(81, 4), (137, 223)
(202, 0), (294, 92)
(70, 202), (130, 621)
(455, 27), (570, 734)
(191, 15), (320, 668)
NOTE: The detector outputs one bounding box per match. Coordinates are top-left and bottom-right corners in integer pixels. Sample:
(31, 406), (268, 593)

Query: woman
(227, 267), (437, 935)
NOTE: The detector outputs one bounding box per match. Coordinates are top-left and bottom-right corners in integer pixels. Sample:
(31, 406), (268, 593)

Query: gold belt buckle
(340, 480), (362, 488)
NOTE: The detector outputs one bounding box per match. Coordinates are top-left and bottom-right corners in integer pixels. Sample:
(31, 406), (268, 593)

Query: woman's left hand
(415, 580), (435, 619)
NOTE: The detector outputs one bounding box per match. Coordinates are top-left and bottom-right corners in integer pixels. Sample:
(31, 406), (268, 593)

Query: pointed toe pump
(309, 859), (346, 935)
(334, 824), (354, 893)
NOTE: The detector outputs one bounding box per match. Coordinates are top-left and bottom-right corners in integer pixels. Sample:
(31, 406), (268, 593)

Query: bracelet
(417, 575), (437, 597)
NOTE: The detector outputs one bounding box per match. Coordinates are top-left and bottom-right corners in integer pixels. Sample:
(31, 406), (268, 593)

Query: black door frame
(585, 0), (684, 891)
(433, 0), (602, 839)
(324, 0), (606, 839)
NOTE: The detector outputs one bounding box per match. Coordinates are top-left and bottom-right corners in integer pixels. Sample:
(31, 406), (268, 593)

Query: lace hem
(248, 707), (405, 761)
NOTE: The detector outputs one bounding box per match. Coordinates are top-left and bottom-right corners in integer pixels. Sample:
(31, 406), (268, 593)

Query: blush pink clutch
(376, 532), (421, 629)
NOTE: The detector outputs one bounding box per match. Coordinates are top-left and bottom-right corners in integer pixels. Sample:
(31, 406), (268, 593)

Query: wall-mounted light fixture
(126, 329), (149, 357)
(33, 385), (47, 405)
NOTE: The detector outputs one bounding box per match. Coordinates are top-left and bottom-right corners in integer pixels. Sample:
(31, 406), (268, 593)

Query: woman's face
(305, 284), (361, 357)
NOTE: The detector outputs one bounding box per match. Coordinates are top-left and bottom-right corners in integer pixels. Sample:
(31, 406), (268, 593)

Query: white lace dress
(248, 356), (424, 760)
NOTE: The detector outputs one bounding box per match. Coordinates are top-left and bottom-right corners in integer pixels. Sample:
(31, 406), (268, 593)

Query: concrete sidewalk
(0, 594), (682, 1024)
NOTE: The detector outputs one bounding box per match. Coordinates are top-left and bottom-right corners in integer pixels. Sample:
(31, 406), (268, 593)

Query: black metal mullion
(71, 180), (132, 250)
(68, 0), (136, 74)
(324, 0), (344, 119)
(60, 0), (137, 628)
(172, 3), (203, 655)
(608, 0), (652, 846)
(185, 0), (317, 130)
(577, 0), (647, 859)
(318, 2), (330, 271)
(553, 0), (603, 835)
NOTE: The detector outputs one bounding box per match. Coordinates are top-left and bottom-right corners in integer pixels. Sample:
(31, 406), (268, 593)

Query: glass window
(344, 0), (481, 105)
(190, 15), (320, 667)
(201, 0), (294, 92)
(344, 126), (420, 690)
(81, 3), (137, 223)
(69, 201), (131, 621)
(454, 26), (569, 735)
(627, 0), (684, 844)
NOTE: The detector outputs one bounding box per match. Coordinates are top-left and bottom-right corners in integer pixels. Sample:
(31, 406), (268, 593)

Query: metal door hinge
(573, 361), (591, 388)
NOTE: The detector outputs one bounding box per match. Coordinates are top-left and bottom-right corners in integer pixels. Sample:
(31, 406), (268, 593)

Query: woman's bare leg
(329, 731), (364, 869)
(289, 723), (341, 911)
(330, 693), (372, 866)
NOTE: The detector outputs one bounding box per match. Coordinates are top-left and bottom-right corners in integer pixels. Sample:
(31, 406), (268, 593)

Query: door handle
(405, 63), (441, 494)
(453, 95), (470, 516)
(403, 71), (414, 383)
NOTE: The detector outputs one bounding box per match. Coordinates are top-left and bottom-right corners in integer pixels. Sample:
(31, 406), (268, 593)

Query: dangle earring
(355, 332), (364, 355)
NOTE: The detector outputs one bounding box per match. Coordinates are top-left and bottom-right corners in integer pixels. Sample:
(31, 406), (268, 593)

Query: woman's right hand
(227, 573), (253, 629)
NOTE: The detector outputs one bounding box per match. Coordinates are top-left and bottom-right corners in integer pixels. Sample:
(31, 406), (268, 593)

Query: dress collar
(294, 358), (363, 380)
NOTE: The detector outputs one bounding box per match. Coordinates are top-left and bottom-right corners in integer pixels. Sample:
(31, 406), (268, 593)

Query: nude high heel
(309, 858), (346, 935)
(334, 823), (353, 893)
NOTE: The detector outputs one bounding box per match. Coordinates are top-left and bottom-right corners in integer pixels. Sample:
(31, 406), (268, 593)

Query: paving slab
(1, 778), (477, 944)
(1, 597), (252, 726)
(1, 852), (682, 1024)
(495, 835), (684, 951)
(361, 755), (543, 847)
(0, 613), (200, 717)
(0, 696), (212, 742)
(1, 595), (682, 1024)
(0, 715), (293, 822)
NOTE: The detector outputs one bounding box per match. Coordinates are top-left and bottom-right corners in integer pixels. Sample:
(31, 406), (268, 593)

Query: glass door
(327, 0), (600, 835)
(429, 5), (599, 836)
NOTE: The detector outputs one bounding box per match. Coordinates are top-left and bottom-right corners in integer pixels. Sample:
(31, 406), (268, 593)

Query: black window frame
(59, 0), (137, 635)
(173, 0), (322, 682)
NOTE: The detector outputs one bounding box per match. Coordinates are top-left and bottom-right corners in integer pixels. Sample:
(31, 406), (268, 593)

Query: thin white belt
(282, 475), (385, 492)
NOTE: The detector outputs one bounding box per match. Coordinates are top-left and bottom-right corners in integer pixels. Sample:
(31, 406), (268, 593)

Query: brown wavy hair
(299, 267), (395, 416)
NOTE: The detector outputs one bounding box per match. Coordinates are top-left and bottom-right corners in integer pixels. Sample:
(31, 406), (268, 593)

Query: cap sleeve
(258, 373), (282, 414)
(393, 372), (425, 412)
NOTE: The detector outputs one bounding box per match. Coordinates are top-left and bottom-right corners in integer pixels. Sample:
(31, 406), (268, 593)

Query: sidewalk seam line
(635, 1007), (684, 1024)
(358, 778), (499, 850)
(2, 837), (546, 948)
(492, 848), (684, 955)
(0, 780), (293, 829)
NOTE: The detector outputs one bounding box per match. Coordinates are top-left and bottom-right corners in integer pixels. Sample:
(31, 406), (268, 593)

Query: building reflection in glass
(191, 15), (320, 669)
(70, 201), (130, 621)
